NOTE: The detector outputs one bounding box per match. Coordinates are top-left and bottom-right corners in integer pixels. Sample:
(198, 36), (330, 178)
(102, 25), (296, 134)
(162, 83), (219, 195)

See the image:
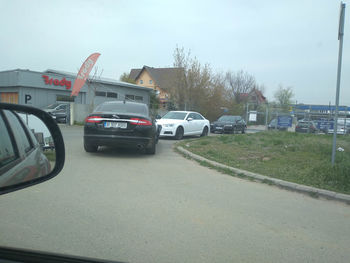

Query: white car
(157, 111), (210, 140)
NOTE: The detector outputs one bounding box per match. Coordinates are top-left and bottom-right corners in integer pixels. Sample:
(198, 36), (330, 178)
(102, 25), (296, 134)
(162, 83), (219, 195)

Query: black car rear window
(95, 102), (149, 116)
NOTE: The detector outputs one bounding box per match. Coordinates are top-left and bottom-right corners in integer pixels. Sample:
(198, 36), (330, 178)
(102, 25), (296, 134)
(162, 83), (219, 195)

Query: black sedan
(295, 120), (318, 133)
(84, 101), (159, 154)
(43, 103), (68, 123)
(210, 115), (246, 134)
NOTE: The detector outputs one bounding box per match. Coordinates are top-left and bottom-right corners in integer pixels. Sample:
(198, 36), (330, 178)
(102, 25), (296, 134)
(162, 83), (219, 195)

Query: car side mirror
(187, 118), (193, 121)
(0, 103), (65, 195)
(155, 114), (161, 120)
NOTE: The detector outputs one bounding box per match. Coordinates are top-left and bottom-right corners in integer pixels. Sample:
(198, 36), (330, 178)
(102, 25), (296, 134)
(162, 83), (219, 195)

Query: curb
(177, 146), (350, 205)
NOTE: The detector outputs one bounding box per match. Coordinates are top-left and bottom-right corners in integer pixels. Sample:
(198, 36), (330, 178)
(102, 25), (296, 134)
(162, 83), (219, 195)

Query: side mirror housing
(0, 103), (65, 195)
(187, 118), (193, 121)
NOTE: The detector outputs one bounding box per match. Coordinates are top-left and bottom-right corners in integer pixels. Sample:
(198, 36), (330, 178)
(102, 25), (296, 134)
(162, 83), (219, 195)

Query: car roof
(169, 111), (198, 114)
(101, 100), (146, 106)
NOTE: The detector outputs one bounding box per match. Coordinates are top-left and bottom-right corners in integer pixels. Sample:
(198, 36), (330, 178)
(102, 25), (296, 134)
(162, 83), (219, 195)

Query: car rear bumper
(84, 134), (152, 148)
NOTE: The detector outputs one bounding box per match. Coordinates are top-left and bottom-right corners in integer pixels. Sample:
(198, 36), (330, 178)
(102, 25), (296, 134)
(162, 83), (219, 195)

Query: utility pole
(332, 2), (346, 166)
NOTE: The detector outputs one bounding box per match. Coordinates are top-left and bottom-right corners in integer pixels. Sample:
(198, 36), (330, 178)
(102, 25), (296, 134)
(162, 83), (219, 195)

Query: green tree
(274, 85), (294, 110)
(119, 72), (136, 84)
(149, 91), (160, 118)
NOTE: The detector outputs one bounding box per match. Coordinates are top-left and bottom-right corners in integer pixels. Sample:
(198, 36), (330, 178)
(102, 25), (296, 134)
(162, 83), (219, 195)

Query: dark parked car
(295, 120), (318, 133)
(84, 101), (159, 154)
(0, 109), (51, 187)
(267, 118), (288, 131)
(43, 103), (68, 123)
(210, 115), (246, 134)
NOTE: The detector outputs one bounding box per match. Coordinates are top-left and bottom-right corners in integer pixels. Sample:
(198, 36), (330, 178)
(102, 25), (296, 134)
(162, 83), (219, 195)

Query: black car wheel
(175, 126), (184, 140)
(201, 126), (208, 137)
(84, 141), (98, 152)
(145, 138), (156, 155)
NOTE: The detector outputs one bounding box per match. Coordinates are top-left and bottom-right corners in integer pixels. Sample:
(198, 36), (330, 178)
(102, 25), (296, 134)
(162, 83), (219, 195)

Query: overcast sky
(1, 0), (349, 105)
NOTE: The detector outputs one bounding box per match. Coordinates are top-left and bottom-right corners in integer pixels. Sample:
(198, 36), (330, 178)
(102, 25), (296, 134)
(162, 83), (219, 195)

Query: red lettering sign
(42, 75), (71, 90)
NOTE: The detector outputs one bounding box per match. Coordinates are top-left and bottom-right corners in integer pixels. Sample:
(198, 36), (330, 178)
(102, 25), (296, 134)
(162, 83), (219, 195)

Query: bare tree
(172, 46), (190, 110)
(172, 46), (212, 111)
(87, 66), (104, 111)
(225, 70), (256, 104)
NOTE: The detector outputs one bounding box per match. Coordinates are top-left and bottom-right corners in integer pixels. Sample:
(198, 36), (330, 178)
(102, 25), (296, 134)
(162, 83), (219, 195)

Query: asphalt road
(1, 125), (350, 263)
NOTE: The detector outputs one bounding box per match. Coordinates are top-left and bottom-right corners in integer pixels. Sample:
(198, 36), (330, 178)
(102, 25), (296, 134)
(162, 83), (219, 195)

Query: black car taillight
(85, 116), (103, 123)
(130, 118), (152, 126)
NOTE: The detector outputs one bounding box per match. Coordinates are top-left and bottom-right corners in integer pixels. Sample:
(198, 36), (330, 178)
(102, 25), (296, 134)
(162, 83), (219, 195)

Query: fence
(245, 103), (350, 134)
(69, 103), (93, 125)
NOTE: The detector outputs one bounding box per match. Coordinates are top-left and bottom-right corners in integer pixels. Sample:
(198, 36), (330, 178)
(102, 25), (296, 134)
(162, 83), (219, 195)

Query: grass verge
(177, 132), (350, 194)
(43, 150), (56, 162)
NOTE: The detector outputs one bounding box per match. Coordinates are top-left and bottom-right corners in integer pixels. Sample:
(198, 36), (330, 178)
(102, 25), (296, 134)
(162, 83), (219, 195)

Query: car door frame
(192, 113), (205, 135)
(184, 113), (197, 135)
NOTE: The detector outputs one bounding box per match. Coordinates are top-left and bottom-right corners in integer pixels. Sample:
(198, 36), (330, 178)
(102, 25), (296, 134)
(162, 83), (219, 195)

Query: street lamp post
(331, 2), (346, 166)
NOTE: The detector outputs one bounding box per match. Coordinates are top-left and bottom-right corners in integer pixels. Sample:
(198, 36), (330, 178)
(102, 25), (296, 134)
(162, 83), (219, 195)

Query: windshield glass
(269, 119), (277, 125)
(161, 112), (187, 120)
(45, 103), (60, 109)
(218, 116), (239, 122)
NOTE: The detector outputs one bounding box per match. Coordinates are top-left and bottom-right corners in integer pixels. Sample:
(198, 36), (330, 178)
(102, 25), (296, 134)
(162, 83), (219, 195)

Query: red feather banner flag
(71, 53), (100, 97)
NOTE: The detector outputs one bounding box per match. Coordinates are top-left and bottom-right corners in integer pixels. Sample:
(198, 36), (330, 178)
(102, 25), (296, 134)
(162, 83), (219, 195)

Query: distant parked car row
(267, 117), (350, 134)
(79, 100), (350, 156)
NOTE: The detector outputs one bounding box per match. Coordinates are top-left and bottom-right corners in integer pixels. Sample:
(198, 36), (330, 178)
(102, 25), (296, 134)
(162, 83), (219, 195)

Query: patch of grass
(200, 140), (210, 146)
(308, 192), (319, 199)
(74, 121), (84, 126)
(43, 150), (56, 162)
(180, 132), (350, 194)
(262, 178), (276, 185)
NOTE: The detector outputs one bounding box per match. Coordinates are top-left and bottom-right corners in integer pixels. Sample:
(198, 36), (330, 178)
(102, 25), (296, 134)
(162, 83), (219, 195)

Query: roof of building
(129, 66), (184, 91)
(295, 104), (350, 111)
(239, 89), (267, 103)
(0, 68), (151, 92)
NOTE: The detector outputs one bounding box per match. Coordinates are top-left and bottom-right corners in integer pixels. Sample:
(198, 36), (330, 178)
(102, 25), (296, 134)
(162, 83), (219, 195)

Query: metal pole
(246, 103), (249, 123)
(332, 2), (346, 166)
(265, 104), (268, 130)
(275, 112), (278, 130)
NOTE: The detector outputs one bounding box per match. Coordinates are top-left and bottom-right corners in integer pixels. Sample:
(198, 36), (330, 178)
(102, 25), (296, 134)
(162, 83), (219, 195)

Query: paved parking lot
(0, 125), (350, 263)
